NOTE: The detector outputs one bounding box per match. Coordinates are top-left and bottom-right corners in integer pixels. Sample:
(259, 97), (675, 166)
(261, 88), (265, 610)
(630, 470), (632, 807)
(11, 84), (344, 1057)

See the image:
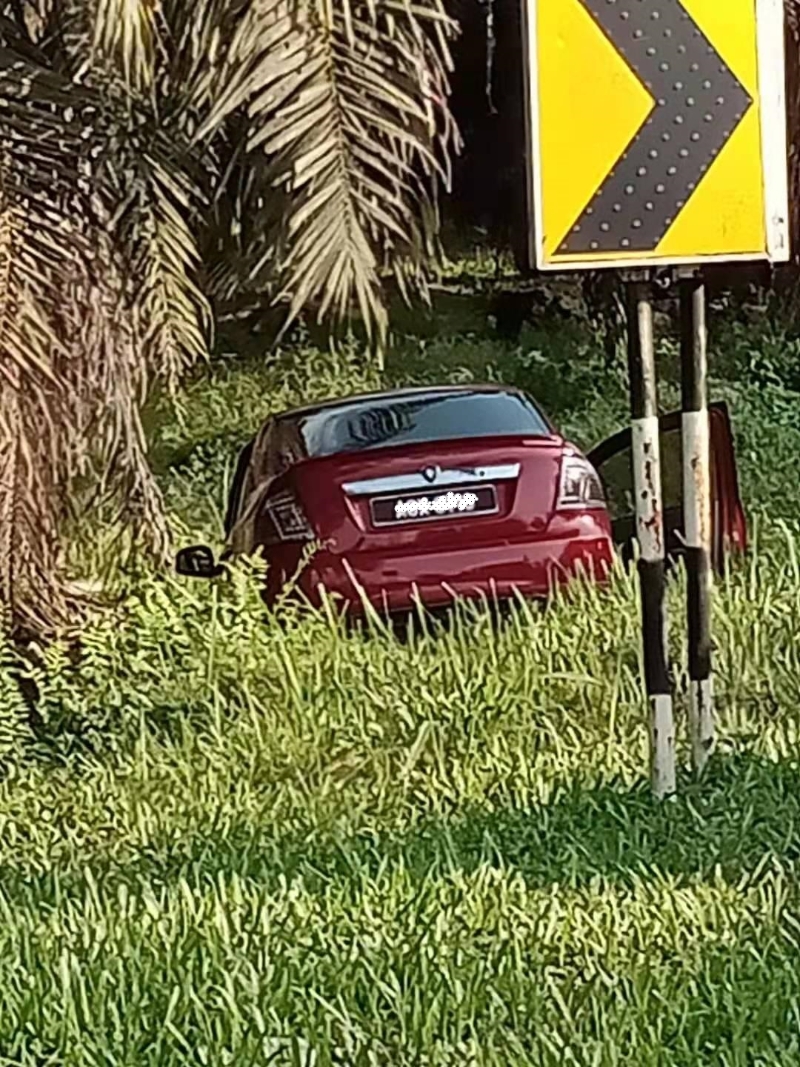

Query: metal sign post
(627, 280), (675, 798)
(680, 272), (714, 775)
(521, 0), (790, 795)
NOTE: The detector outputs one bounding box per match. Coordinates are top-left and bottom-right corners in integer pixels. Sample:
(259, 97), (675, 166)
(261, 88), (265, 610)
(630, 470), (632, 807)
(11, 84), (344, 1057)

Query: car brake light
(557, 455), (606, 509)
(264, 490), (315, 542)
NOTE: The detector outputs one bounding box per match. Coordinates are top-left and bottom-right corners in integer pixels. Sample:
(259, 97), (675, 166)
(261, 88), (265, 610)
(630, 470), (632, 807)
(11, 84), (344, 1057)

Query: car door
(225, 416), (313, 556)
(586, 401), (746, 572)
(224, 439), (254, 537)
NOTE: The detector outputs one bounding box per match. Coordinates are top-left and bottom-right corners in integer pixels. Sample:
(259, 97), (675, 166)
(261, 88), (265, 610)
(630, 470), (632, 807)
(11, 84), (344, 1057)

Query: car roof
(275, 383), (527, 422)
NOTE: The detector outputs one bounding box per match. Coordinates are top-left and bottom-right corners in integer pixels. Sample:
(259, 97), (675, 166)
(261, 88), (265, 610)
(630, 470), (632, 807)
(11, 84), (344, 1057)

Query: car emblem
(422, 465), (438, 484)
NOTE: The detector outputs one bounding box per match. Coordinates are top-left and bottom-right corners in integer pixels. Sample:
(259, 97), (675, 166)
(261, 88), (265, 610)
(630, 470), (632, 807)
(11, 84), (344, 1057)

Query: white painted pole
(627, 279), (676, 800)
(680, 274), (715, 775)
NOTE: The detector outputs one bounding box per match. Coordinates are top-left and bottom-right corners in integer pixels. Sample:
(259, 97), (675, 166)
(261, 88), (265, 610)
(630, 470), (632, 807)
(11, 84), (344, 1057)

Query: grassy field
(3, 292), (800, 1064)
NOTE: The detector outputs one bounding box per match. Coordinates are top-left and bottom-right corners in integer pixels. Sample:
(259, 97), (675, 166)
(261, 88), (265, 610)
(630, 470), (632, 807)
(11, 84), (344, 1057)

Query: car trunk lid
(290, 435), (570, 554)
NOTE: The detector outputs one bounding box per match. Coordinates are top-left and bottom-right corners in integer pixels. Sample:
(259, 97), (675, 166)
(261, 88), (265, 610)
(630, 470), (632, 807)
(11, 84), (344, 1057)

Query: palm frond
(203, 0), (459, 345)
(203, 133), (287, 306)
(0, 30), (182, 634)
(111, 155), (212, 390)
(0, 44), (103, 635)
(0, 205), (75, 637)
(90, 0), (159, 93)
(0, 0), (461, 636)
(55, 240), (173, 566)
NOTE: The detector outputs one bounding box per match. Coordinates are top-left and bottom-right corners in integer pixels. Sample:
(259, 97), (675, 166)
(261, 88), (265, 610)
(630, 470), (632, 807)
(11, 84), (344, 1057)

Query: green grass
(4, 295), (800, 1064)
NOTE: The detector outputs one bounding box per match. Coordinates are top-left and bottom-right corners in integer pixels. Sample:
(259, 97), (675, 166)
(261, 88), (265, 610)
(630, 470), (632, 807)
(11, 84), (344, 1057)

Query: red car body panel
(260, 433), (614, 611)
(265, 516), (613, 612)
(179, 389), (746, 614)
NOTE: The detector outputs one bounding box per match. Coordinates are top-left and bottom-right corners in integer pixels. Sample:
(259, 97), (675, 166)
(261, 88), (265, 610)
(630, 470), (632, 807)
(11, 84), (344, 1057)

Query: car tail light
(264, 490), (315, 542)
(557, 454), (606, 509)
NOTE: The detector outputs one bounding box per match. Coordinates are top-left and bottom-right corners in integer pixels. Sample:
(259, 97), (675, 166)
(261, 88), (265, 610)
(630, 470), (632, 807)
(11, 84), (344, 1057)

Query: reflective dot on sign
(674, 81), (683, 91)
(691, 132), (700, 142)
(665, 218), (673, 226)
(656, 183), (665, 193)
(621, 238), (631, 248)
(587, 207), (594, 215)
(660, 62), (670, 71)
(637, 166), (647, 176)
(651, 9), (659, 17)
(662, 132), (671, 142)
(664, 28), (672, 37)
(680, 148), (689, 157)
(600, 222), (610, 232)
(632, 219), (642, 229)
(678, 44), (686, 54)
(620, 9), (629, 17)
(677, 200), (685, 209)
(613, 203), (622, 212)
(591, 241), (599, 249)
(704, 113), (713, 122)
(691, 63), (700, 72)
(716, 97), (725, 106)
(703, 79), (711, 89)
(686, 97), (695, 106)
(573, 224), (581, 233)
(658, 98), (666, 106)
(647, 46), (656, 55)
(634, 28), (643, 38)
(688, 182), (695, 190)
(625, 184), (634, 194)
(645, 201), (654, 211)
(649, 149), (658, 159)
(668, 166), (677, 175)
(674, 115), (684, 125)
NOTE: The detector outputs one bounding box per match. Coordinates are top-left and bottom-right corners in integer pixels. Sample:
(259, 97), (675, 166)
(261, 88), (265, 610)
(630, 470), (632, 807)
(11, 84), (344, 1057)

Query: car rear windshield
(282, 390), (552, 458)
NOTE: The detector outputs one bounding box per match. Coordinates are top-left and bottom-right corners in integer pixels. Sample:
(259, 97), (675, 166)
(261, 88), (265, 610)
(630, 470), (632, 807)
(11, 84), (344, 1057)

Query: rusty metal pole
(680, 273), (714, 775)
(627, 278), (676, 800)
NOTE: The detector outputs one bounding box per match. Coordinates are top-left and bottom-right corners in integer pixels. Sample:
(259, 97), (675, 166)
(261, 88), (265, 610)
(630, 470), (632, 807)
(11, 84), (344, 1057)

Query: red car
(176, 386), (746, 612)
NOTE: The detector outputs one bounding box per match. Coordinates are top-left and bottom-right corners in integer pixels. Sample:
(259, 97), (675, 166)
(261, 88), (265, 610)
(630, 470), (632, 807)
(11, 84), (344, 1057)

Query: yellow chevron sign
(524, 0), (790, 270)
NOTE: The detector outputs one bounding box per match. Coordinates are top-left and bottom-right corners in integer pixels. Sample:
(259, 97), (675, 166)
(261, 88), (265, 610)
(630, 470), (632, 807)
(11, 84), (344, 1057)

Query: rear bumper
(279, 530), (614, 613)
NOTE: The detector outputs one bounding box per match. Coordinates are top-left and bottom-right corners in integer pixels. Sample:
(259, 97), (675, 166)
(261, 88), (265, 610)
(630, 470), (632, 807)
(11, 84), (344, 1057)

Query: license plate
(370, 485), (498, 526)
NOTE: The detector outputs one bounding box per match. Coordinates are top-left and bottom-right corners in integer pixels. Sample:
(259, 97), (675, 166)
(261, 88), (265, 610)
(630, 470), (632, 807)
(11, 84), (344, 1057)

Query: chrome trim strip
(342, 462), (521, 497)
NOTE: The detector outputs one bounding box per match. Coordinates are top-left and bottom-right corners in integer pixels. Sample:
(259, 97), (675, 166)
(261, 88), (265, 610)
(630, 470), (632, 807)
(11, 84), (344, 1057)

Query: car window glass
(285, 391), (551, 458)
(595, 427), (715, 521)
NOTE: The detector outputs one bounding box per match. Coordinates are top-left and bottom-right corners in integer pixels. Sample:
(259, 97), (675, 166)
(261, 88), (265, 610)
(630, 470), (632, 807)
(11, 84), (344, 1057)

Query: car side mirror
(175, 545), (224, 579)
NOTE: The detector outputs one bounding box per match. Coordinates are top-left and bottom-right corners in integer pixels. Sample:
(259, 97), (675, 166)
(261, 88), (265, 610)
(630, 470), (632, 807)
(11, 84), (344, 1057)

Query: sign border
(523, 0), (791, 272)
(757, 0), (790, 262)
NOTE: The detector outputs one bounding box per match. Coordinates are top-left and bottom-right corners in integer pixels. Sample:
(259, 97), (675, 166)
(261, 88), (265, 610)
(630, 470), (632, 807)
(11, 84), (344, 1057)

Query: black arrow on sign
(557, 0), (753, 256)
